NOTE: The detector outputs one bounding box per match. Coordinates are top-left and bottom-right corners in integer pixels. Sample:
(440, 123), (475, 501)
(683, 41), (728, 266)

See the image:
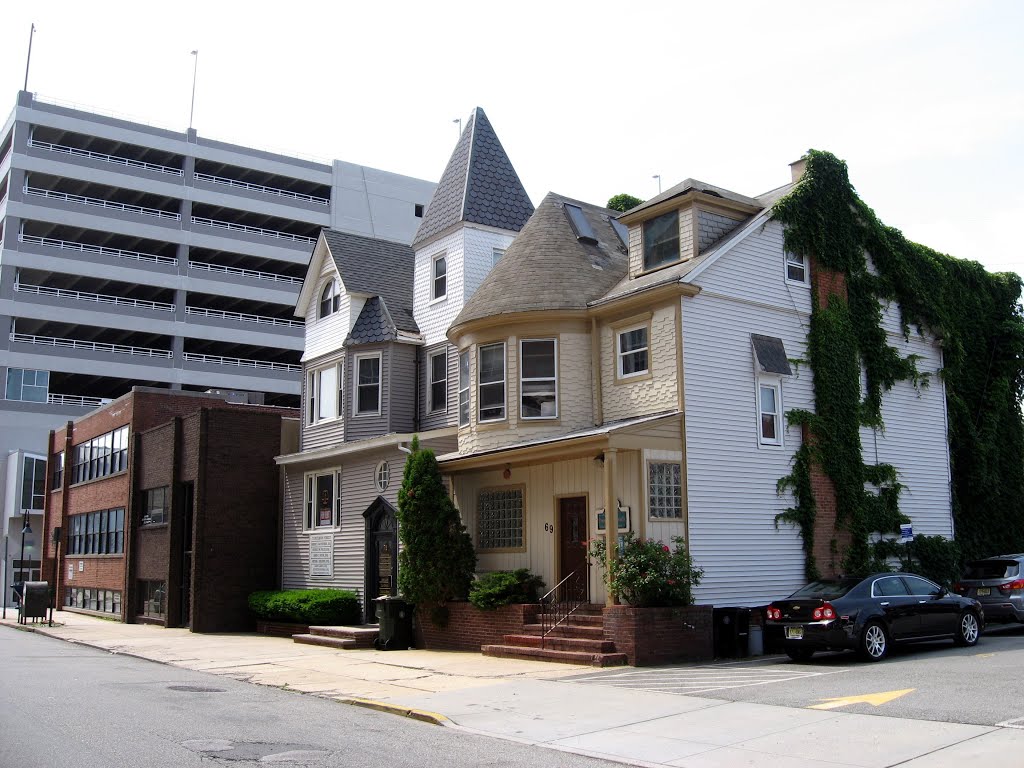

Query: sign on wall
(309, 534), (334, 578)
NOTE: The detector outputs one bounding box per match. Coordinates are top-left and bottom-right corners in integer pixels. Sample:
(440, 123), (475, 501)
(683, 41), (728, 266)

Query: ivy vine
(773, 150), (1024, 576)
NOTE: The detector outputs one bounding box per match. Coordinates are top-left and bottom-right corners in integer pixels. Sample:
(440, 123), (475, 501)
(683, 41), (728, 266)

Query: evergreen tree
(396, 436), (476, 625)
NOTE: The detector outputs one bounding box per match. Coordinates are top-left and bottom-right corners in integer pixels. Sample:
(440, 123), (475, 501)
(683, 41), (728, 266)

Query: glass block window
(648, 462), (682, 519)
(477, 487), (524, 550)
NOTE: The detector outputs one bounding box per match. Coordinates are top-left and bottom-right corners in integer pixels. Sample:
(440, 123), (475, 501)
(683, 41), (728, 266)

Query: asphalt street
(0, 630), (617, 768)
(565, 623), (1024, 727)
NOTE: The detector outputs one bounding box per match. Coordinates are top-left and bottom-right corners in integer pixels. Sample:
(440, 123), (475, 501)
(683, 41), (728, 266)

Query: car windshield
(789, 580), (859, 599)
(963, 560), (1020, 580)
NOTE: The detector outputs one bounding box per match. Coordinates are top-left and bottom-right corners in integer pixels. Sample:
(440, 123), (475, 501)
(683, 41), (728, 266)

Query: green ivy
(774, 150), (1024, 574)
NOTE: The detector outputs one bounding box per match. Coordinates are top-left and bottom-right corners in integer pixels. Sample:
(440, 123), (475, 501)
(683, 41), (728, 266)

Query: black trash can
(374, 596), (414, 651)
(713, 607), (751, 658)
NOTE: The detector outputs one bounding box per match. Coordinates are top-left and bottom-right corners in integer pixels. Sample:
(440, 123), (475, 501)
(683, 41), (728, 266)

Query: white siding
(303, 263), (351, 362)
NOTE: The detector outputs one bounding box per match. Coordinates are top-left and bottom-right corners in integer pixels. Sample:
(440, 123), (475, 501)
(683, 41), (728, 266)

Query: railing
(539, 570), (587, 649)
(191, 216), (315, 244)
(193, 172), (328, 205)
(183, 352), (300, 372)
(9, 332), (173, 358)
(19, 233), (178, 265)
(15, 282), (174, 312)
(28, 139), (184, 176)
(48, 393), (108, 408)
(185, 306), (303, 328)
(187, 260), (303, 285)
(23, 186), (181, 221)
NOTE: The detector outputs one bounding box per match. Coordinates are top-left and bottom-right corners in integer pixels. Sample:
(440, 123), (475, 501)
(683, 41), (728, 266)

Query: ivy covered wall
(773, 150), (1024, 575)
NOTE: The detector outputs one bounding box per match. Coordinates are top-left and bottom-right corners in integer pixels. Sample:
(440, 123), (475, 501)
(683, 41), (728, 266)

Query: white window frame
(477, 342), (506, 423)
(304, 469), (342, 531)
(318, 279), (340, 319)
(458, 350), (470, 427)
(519, 338), (558, 420)
(431, 252), (447, 302)
(428, 349), (447, 414)
(617, 324), (649, 379)
(491, 248), (505, 267)
(307, 362), (343, 425)
(353, 352), (383, 417)
(785, 251), (809, 285)
(758, 379), (783, 446)
(375, 460), (390, 493)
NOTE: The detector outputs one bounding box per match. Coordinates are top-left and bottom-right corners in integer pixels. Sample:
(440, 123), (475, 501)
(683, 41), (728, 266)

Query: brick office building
(44, 388), (298, 631)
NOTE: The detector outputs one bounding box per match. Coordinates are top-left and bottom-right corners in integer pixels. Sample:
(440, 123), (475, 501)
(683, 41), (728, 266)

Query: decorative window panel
(477, 487), (524, 550)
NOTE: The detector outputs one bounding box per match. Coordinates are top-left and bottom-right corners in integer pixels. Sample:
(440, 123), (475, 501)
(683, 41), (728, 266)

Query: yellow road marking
(975, 652), (996, 658)
(809, 688), (914, 710)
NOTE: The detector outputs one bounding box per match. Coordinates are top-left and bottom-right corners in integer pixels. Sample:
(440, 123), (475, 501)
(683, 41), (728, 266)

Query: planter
(603, 604), (713, 666)
(255, 620), (310, 638)
(415, 602), (538, 651)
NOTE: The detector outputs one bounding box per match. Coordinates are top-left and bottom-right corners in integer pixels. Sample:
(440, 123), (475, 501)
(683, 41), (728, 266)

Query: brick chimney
(789, 157), (807, 183)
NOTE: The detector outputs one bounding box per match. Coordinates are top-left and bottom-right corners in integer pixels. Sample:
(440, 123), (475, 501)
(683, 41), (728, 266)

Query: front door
(363, 497), (398, 623)
(558, 496), (588, 602)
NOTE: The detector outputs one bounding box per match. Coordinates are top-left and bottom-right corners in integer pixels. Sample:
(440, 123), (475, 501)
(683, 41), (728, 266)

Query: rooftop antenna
(652, 174), (662, 194)
(23, 23), (36, 92)
(188, 50), (199, 130)
(453, 117), (461, 139)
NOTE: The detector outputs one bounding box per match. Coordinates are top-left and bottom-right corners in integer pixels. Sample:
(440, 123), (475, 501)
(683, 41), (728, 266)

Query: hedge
(247, 589), (361, 625)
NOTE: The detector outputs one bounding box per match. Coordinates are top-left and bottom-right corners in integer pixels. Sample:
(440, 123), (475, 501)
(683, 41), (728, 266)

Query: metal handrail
(190, 216), (315, 244)
(48, 393), (108, 407)
(539, 570), (587, 649)
(19, 233), (177, 265)
(187, 260), (303, 285)
(23, 186), (181, 221)
(28, 139), (184, 176)
(183, 352), (300, 372)
(9, 332), (172, 358)
(185, 305), (303, 328)
(193, 172), (328, 205)
(15, 282), (174, 312)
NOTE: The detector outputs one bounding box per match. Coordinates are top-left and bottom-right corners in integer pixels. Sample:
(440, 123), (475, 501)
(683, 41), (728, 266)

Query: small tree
(397, 436), (476, 625)
(606, 193), (644, 213)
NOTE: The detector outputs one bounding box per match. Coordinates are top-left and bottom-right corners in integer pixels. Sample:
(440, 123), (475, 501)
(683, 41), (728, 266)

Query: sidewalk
(3, 610), (1020, 767)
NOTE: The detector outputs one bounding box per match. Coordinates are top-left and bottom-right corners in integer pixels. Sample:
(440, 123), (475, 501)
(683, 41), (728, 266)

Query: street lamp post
(19, 511), (31, 624)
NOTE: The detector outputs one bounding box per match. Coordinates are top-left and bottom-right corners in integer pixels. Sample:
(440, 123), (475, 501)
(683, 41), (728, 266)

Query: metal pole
(23, 24), (35, 92)
(189, 50), (199, 130)
(19, 511), (28, 624)
(2, 534), (8, 619)
(49, 537), (59, 627)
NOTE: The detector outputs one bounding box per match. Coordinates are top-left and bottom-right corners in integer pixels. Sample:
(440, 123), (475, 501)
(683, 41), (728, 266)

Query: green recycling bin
(374, 596), (414, 650)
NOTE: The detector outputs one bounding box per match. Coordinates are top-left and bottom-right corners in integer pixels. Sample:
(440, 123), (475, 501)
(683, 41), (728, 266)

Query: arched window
(319, 280), (340, 318)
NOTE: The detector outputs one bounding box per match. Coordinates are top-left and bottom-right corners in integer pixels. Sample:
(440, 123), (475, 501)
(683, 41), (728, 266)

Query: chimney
(789, 157), (808, 183)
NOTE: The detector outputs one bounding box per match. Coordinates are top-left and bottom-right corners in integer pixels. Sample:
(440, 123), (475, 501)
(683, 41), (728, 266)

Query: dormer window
(432, 253), (447, 301)
(643, 210), (680, 271)
(319, 280), (341, 318)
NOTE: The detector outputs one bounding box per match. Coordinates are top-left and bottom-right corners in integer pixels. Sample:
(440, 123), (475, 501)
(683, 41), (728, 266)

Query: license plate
(977, 587), (990, 596)
(786, 627), (805, 640)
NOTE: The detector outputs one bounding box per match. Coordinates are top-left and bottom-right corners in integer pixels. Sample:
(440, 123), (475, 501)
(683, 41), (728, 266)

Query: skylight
(609, 218), (628, 247)
(564, 204), (598, 244)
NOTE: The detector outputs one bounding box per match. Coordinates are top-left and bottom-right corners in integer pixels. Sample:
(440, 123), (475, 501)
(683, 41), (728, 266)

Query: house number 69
(544, 522), (553, 533)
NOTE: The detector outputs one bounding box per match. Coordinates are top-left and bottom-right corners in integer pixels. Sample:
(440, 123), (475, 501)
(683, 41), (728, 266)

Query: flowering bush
(588, 533), (703, 607)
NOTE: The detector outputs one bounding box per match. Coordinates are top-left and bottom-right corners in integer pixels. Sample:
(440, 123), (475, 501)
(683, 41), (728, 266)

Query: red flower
(663, 545), (670, 552)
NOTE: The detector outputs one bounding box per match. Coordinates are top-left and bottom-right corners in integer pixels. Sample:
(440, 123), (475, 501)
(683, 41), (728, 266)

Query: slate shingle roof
(346, 297), (398, 345)
(622, 178), (762, 218)
(452, 193), (629, 327)
(412, 107), (534, 248)
(321, 229), (418, 334)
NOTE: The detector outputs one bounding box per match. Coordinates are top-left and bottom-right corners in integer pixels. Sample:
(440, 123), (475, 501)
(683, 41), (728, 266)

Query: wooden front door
(558, 496), (588, 601)
(363, 497), (398, 623)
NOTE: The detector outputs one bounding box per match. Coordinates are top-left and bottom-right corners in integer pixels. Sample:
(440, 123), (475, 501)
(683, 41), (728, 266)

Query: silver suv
(954, 554), (1024, 624)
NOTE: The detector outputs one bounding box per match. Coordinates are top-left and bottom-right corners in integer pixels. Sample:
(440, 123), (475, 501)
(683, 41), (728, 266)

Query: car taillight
(952, 582), (963, 594)
(766, 607), (782, 621)
(812, 603), (836, 621)
(998, 580), (1024, 593)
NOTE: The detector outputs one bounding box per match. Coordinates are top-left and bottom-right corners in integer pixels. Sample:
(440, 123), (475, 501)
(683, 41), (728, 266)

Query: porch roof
(437, 411), (681, 472)
(275, 426), (458, 467)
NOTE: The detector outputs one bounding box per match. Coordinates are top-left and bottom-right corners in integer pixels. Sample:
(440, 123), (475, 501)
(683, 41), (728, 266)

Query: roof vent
(564, 204), (598, 244)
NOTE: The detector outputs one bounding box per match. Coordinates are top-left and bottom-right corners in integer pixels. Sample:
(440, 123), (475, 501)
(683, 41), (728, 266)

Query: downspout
(413, 347), (422, 433)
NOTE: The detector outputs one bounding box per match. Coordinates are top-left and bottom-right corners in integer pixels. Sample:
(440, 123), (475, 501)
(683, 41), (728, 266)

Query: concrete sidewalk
(3, 610), (1020, 767)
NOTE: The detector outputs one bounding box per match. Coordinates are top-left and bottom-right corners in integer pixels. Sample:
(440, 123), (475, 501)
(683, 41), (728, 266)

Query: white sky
(2, 0), (1021, 275)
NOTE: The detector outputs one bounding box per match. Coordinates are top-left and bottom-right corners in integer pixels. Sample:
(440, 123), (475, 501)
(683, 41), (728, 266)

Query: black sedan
(766, 573), (984, 662)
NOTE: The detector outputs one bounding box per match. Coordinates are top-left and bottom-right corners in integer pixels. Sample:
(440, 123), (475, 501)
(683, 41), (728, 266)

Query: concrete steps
(292, 625), (378, 650)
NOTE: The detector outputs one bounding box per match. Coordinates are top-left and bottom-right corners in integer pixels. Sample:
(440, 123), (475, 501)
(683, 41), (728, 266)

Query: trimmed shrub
(247, 589), (361, 625)
(469, 569), (546, 611)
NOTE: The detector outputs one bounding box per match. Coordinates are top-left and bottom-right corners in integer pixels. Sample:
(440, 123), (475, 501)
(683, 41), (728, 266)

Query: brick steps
(521, 623), (604, 639)
(502, 633), (616, 653)
(482, 604), (626, 666)
(482, 643), (627, 667)
(292, 625), (378, 650)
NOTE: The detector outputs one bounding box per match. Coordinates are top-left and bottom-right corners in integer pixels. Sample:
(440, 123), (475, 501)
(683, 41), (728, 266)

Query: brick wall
(415, 602), (534, 651)
(603, 604), (713, 666)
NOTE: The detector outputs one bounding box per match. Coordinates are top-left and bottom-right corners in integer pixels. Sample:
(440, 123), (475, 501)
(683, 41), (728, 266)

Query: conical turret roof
(412, 107), (534, 248)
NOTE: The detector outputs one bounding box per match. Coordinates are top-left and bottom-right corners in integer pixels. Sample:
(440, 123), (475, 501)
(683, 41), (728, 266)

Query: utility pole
(23, 24), (36, 92)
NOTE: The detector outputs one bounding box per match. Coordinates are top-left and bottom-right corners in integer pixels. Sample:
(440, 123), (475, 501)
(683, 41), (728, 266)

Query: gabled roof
(412, 107), (534, 248)
(620, 178), (762, 221)
(345, 297), (399, 345)
(451, 193), (629, 329)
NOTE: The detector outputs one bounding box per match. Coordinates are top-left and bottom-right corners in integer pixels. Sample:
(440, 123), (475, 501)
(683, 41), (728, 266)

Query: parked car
(766, 573), (983, 662)
(953, 554), (1024, 624)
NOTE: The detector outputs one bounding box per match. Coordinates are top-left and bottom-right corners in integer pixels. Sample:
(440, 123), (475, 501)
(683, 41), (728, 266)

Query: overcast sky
(2, 1), (1020, 275)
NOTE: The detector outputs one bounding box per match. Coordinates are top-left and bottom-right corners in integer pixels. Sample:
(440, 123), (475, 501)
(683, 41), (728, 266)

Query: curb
(339, 697), (449, 726)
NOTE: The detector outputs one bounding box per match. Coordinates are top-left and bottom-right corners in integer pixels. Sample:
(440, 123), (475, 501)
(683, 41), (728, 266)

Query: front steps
(292, 625), (378, 650)
(482, 604), (627, 667)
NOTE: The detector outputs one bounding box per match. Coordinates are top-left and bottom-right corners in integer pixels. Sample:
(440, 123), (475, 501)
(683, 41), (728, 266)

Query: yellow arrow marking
(975, 653), (995, 658)
(809, 689), (914, 710)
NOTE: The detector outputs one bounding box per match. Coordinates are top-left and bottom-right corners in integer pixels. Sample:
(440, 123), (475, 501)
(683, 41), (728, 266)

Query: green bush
(589, 533), (703, 607)
(247, 589), (361, 625)
(469, 569), (546, 610)
(902, 535), (962, 587)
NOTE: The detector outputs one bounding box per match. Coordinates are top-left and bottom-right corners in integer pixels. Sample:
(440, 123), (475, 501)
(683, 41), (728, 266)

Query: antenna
(23, 24), (36, 92)
(189, 50), (199, 130)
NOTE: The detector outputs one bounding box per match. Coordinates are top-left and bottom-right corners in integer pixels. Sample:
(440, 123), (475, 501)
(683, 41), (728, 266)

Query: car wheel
(785, 647), (815, 662)
(954, 611), (980, 647)
(858, 621), (889, 662)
